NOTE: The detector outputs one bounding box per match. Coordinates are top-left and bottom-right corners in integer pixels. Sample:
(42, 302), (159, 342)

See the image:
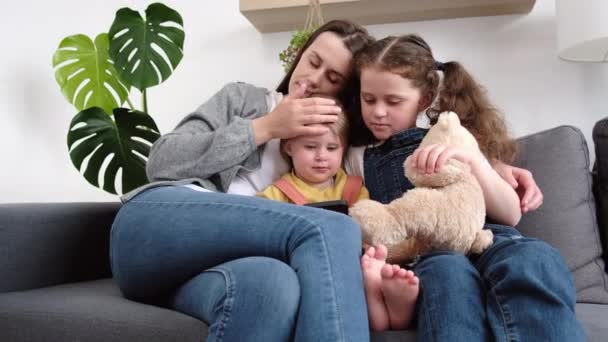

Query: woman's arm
(147, 82), (341, 182)
(146, 83), (267, 182)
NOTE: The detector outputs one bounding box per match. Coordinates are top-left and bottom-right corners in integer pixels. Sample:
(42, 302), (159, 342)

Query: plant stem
(142, 88), (148, 114)
(125, 97), (135, 111)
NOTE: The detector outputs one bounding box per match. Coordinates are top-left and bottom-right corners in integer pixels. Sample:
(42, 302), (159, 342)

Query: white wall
(1, 0), (606, 202)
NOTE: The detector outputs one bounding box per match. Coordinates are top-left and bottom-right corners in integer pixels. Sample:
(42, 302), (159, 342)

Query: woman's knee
(226, 257), (301, 315)
(309, 211), (362, 248)
(173, 257), (301, 324)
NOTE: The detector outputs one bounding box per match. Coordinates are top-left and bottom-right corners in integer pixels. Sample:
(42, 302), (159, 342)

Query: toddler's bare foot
(380, 263), (419, 330)
(361, 245), (390, 331)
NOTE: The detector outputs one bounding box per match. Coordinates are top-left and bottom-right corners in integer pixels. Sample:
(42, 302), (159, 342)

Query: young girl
(348, 35), (585, 340)
(258, 98), (369, 207)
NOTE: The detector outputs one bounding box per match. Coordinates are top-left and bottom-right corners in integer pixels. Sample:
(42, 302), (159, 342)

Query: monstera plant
(53, 2), (184, 195)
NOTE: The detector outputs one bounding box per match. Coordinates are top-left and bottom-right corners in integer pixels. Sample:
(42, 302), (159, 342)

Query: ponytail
(429, 61), (517, 163)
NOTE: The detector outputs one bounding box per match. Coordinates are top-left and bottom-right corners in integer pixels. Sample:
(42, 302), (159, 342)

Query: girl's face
(360, 68), (428, 142)
(284, 129), (344, 187)
(289, 32), (353, 97)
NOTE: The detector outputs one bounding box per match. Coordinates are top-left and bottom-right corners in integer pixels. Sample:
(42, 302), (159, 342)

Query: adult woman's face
(288, 32), (353, 97)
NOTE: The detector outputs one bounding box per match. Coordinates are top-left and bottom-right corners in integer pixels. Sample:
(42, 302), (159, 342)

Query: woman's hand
(493, 162), (543, 213)
(253, 84), (341, 144)
(409, 144), (480, 174)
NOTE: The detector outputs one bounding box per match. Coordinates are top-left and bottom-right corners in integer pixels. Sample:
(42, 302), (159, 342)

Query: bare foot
(380, 263), (419, 330)
(361, 245), (390, 331)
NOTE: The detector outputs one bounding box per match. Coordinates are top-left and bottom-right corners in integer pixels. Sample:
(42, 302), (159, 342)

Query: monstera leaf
(109, 2), (184, 90)
(67, 107), (160, 195)
(53, 33), (129, 114)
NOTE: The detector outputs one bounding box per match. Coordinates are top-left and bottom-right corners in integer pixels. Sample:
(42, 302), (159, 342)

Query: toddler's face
(284, 129), (344, 187)
(360, 68), (425, 142)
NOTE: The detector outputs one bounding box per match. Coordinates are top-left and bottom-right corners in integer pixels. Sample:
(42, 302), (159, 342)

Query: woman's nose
(308, 69), (323, 88)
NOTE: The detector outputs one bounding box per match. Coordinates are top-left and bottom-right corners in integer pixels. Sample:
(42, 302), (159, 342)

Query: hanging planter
(279, 0), (325, 72)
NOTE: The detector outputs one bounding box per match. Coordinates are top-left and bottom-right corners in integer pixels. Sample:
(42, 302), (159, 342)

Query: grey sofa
(2, 120), (608, 342)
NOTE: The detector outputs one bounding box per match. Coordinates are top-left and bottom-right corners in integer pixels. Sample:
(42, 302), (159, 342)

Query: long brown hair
(276, 20), (374, 105)
(352, 34), (516, 163)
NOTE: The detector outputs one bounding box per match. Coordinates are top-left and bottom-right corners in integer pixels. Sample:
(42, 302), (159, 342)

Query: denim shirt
(363, 127), (428, 204)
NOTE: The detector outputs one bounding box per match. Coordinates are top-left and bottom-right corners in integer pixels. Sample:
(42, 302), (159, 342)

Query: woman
(111, 20), (375, 342)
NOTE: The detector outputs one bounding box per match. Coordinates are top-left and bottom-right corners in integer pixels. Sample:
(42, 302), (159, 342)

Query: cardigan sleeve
(146, 82), (269, 182)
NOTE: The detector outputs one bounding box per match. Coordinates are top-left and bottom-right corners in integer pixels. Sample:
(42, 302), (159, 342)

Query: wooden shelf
(240, 0), (536, 33)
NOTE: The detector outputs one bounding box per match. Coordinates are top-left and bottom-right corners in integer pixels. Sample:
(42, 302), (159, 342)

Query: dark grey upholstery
(2, 123), (608, 341)
(0, 279), (207, 341)
(0, 202), (119, 292)
(514, 126), (608, 303)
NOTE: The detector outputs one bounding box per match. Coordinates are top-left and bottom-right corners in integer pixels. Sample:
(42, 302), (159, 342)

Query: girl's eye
(310, 58), (320, 68)
(327, 146), (338, 151)
(362, 97), (375, 104)
(305, 145), (316, 149)
(388, 98), (402, 105)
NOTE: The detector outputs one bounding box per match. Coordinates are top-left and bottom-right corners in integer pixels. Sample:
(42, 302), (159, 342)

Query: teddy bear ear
(445, 112), (461, 125)
(437, 112), (450, 129)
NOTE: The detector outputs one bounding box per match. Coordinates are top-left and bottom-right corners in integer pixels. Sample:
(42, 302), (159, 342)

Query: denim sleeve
(146, 82), (269, 182)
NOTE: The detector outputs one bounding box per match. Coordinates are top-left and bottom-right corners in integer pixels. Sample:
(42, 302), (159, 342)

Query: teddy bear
(350, 111), (493, 263)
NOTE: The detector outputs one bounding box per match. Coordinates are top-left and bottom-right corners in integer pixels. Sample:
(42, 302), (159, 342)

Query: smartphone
(305, 200), (349, 215)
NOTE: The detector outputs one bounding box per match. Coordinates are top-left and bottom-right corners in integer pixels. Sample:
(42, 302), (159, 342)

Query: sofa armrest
(592, 117), (608, 268)
(0, 202), (121, 293)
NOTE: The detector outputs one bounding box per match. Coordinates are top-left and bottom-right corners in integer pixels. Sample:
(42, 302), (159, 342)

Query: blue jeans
(110, 186), (369, 342)
(364, 128), (586, 341)
(415, 225), (585, 341)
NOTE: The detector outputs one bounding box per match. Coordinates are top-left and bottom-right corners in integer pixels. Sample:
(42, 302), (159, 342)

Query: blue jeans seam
(486, 272), (517, 342)
(208, 268), (236, 342)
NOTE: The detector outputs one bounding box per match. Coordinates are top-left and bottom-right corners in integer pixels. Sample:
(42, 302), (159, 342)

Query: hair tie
(435, 61), (445, 72)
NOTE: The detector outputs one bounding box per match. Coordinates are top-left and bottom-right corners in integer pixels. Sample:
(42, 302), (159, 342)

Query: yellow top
(257, 168), (370, 204)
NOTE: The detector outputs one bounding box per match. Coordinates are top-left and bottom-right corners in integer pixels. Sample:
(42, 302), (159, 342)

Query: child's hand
(410, 144), (478, 174)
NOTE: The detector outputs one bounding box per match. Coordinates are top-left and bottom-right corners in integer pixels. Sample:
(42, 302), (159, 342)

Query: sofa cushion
(592, 117), (608, 269)
(0, 279), (207, 342)
(514, 125), (608, 304)
(576, 303), (608, 342)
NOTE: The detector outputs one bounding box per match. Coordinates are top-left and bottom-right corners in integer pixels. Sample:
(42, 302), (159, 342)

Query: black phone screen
(304, 200), (349, 215)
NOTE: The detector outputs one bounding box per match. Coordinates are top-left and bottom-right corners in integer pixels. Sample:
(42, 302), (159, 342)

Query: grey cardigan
(121, 82), (271, 202)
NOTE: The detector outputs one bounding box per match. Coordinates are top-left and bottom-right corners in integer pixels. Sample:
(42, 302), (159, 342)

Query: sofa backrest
(0, 202), (120, 293)
(514, 125), (608, 304)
